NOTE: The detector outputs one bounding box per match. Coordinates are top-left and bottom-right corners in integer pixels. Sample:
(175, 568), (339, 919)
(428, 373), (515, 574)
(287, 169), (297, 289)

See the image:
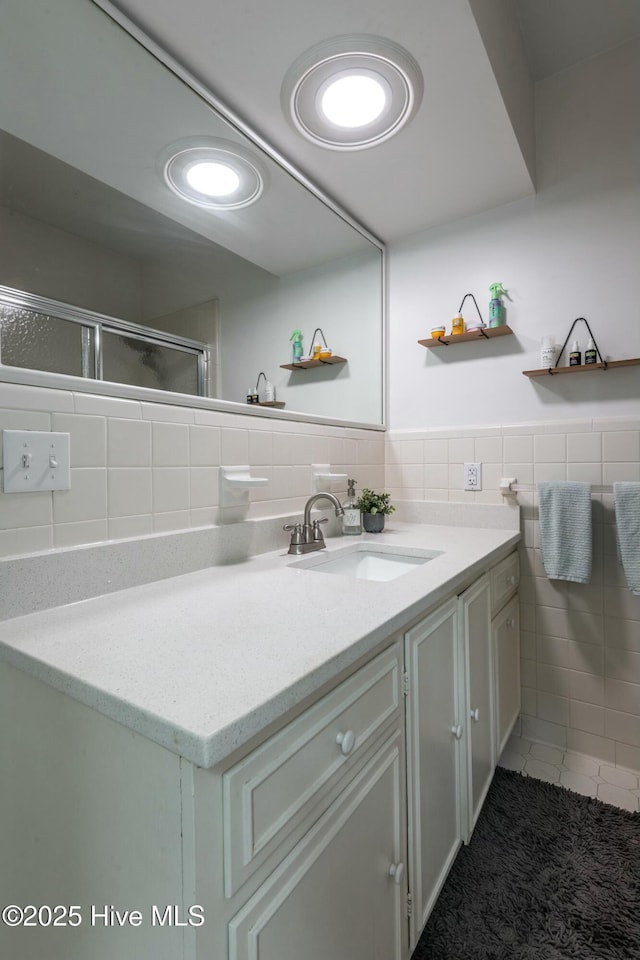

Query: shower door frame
(0, 284), (208, 396)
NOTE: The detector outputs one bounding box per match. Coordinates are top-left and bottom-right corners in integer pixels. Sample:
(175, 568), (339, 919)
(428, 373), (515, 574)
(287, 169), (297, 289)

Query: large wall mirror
(0, 0), (385, 427)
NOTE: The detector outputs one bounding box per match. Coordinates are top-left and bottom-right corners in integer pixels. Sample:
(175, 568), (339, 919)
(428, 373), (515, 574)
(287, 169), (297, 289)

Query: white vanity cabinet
(491, 553), (521, 756)
(227, 729), (406, 960)
(404, 596), (463, 948)
(404, 552), (520, 950)
(191, 639), (408, 960)
(460, 573), (495, 840)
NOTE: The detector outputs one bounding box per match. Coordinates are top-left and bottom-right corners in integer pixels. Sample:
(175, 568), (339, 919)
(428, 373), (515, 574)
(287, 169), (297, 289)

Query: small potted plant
(356, 488), (395, 533)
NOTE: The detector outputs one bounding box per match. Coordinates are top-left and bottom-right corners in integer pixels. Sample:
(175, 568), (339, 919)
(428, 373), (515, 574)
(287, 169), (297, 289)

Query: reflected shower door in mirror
(0, 287), (209, 398)
(0, 0), (384, 426)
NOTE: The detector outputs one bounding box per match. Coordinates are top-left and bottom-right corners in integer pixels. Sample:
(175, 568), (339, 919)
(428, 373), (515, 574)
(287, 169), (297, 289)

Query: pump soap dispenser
(342, 479), (362, 536)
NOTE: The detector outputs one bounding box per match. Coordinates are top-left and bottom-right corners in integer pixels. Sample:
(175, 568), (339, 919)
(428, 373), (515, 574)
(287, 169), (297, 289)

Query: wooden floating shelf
(418, 325), (513, 347)
(523, 358), (640, 378)
(280, 356), (347, 371)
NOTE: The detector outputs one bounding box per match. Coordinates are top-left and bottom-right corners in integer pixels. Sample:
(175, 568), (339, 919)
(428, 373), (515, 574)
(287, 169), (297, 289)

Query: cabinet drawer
(490, 552), (519, 615)
(223, 642), (402, 897)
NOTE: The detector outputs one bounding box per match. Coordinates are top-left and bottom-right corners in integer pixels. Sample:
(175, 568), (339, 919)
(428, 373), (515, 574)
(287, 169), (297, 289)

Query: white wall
(0, 207), (142, 320)
(388, 39), (640, 431)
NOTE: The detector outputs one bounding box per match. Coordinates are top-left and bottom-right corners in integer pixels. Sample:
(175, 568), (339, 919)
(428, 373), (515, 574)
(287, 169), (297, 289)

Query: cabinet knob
(506, 574), (517, 586)
(450, 724), (463, 740)
(336, 730), (356, 755)
(507, 617), (516, 629)
(388, 861), (405, 885)
(470, 708), (480, 722)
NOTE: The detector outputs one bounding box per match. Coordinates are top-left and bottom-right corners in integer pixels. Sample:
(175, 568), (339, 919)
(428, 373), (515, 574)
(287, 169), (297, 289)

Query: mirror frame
(0, 0), (387, 430)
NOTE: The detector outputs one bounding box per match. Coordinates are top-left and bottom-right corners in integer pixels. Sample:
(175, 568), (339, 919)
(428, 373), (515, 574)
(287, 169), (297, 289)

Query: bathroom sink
(288, 543), (442, 582)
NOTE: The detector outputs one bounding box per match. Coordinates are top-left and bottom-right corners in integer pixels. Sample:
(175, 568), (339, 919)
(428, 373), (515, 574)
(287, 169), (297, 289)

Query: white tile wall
(387, 415), (640, 774)
(0, 384), (384, 558)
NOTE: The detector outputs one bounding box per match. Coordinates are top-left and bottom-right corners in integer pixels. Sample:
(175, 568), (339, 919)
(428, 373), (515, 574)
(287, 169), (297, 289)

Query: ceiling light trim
(160, 137), (268, 210)
(282, 35), (423, 150)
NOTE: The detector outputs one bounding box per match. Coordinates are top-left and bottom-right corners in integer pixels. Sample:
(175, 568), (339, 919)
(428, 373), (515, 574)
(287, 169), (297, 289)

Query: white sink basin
(289, 543), (442, 582)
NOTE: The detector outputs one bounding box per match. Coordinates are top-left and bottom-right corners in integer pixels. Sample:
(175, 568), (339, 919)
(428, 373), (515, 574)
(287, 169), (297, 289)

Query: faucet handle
(283, 522), (304, 544)
(312, 517), (328, 543)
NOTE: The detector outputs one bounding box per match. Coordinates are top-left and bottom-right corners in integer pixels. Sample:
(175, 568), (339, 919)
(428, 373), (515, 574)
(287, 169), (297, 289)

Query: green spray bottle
(488, 283), (508, 327)
(290, 329), (303, 363)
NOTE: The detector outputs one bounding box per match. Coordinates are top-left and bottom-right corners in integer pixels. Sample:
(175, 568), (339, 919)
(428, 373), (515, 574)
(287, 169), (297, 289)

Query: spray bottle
(290, 329), (303, 363)
(488, 282), (508, 327)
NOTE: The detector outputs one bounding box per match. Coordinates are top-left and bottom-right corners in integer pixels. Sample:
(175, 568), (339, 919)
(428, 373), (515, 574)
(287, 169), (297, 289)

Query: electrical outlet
(464, 462), (482, 491)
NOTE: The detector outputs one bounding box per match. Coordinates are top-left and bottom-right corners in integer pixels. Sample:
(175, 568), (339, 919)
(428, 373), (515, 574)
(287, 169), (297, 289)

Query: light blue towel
(614, 482), (640, 596)
(537, 481), (592, 584)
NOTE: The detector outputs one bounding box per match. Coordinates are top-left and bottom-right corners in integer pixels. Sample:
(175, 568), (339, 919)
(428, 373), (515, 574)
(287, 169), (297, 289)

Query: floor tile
(498, 750), (526, 772)
(599, 765), (638, 790)
(530, 743), (564, 765)
(498, 737), (640, 812)
(597, 783), (640, 812)
(523, 758), (560, 782)
(559, 770), (598, 797)
(562, 753), (600, 778)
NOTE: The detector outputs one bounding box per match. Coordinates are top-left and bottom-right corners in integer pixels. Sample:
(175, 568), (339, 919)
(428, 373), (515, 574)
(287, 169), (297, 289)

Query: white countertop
(0, 522), (519, 768)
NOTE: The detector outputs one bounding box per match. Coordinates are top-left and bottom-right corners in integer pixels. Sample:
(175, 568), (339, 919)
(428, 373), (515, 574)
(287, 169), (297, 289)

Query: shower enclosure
(0, 286), (210, 398)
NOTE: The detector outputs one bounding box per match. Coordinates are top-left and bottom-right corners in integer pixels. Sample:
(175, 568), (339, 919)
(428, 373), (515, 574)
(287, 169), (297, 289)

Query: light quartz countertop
(0, 522), (519, 768)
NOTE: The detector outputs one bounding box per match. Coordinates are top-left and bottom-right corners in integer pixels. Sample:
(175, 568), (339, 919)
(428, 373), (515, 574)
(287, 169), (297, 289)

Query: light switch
(2, 430), (71, 493)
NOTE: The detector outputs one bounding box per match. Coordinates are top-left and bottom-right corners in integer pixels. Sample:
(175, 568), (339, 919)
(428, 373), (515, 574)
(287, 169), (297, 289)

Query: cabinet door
(461, 574), (495, 840)
(405, 597), (463, 949)
(493, 594), (521, 757)
(228, 730), (407, 960)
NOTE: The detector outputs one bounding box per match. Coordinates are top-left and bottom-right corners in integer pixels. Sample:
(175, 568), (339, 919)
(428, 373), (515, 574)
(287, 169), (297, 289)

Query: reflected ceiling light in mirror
(161, 138), (267, 209)
(282, 36), (423, 150)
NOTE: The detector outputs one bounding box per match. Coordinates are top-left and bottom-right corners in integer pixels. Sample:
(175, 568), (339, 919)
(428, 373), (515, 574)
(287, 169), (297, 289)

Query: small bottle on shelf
(585, 337), (597, 364)
(342, 479), (362, 536)
(569, 339), (581, 366)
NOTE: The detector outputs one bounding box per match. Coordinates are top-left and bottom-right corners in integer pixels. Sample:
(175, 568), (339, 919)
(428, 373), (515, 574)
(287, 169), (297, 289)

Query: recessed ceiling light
(281, 35), (423, 150)
(161, 138), (267, 209)
(185, 161), (241, 197)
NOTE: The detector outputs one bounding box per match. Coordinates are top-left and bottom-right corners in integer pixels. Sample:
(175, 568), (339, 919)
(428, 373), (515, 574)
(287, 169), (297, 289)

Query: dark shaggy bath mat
(413, 767), (640, 960)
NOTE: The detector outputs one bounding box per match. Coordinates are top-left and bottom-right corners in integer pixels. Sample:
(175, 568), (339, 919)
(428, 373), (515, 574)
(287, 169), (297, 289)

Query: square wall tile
(448, 437), (474, 463)
(566, 729), (615, 764)
(0, 489), (52, 530)
(152, 422), (189, 466)
(52, 414), (106, 467)
(190, 468), (219, 508)
(602, 431), (640, 462)
(570, 700), (605, 736)
(475, 437), (502, 462)
(152, 468), (190, 513)
(248, 429), (273, 465)
(424, 438), (448, 463)
(534, 434), (566, 463)
(605, 709), (640, 748)
(221, 428), (249, 465)
(53, 469), (107, 524)
(567, 432), (601, 462)
(107, 468), (152, 517)
(190, 425), (221, 466)
(108, 419), (151, 466)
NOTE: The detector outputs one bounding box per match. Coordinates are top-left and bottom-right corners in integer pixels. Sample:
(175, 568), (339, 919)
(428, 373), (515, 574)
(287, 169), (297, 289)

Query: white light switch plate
(2, 430), (71, 493)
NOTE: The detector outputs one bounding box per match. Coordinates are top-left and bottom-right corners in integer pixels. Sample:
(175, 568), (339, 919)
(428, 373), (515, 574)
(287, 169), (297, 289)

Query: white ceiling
(106, 0), (640, 244)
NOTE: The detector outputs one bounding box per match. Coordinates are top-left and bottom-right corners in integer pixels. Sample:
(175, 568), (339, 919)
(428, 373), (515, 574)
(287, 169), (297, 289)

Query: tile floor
(498, 735), (640, 813)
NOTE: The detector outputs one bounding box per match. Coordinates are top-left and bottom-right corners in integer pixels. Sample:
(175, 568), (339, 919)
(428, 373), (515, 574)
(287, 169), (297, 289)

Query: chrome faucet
(284, 492), (345, 555)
